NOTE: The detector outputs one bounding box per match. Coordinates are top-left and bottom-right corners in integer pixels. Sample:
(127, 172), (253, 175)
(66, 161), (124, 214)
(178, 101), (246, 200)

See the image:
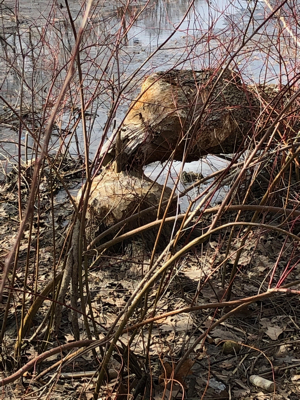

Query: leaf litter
(1, 156), (300, 399)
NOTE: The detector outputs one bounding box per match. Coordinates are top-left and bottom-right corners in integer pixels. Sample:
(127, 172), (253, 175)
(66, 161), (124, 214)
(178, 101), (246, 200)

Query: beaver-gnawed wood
(100, 68), (259, 170)
(76, 168), (176, 251)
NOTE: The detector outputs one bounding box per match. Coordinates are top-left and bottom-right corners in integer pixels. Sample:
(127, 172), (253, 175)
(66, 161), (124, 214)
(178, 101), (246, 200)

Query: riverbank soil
(1, 154), (300, 400)
(1, 1), (300, 399)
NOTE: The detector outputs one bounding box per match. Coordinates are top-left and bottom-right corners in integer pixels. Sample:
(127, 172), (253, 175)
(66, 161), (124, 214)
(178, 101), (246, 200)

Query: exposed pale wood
(77, 168), (175, 248)
(101, 68), (259, 169)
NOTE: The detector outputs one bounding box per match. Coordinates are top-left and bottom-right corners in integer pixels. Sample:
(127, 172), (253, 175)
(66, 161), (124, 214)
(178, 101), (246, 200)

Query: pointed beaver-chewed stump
(76, 168), (176, 251)
(101, 68), (259, 169)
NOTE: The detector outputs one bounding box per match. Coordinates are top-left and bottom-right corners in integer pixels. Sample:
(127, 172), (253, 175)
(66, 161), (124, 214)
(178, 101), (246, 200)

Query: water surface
(0, 0), (298, 205)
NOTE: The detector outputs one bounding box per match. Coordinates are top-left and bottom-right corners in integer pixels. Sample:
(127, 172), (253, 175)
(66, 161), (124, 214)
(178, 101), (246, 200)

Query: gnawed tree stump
(77, 168), (176, 250)
(101, 68), (259, 169)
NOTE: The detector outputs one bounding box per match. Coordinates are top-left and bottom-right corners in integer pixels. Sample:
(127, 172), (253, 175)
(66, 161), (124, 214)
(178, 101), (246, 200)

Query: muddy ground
(0, 154), (300, 400)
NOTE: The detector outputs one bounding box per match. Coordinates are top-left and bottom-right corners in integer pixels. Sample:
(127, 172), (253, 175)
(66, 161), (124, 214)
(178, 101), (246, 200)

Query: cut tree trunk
(101, 68), (259, 170)
(76, 168), (176, 250)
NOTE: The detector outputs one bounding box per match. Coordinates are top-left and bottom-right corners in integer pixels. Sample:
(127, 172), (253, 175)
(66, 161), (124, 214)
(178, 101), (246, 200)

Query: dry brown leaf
(209, 328), (241, 342)
(265, 325), (284, 340)
(260, 318), (286, 340)
(159, 314), (193, 332)
(159, 359), (195, 387)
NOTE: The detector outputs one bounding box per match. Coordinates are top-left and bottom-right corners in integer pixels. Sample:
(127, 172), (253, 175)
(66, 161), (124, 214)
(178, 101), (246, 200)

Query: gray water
(0, 0), (298, 208)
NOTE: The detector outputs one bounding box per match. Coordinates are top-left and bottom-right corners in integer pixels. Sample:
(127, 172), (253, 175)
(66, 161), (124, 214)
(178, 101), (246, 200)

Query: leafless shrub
(1, 0), (300, 398)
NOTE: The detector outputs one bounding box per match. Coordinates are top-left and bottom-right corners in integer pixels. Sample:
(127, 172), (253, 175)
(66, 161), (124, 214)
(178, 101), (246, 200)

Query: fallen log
(76, 168), (176, 250)
(101, 68), (259, 169)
